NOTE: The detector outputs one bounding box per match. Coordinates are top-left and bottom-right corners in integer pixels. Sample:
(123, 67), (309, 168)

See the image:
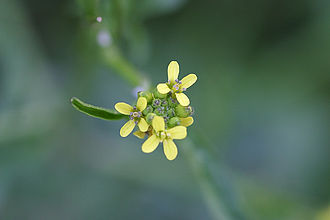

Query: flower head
(157, 61), (197, 106)
(142, 116), (187, 160)
(74, 60), (197, 161)
(115, 97), (149, 137)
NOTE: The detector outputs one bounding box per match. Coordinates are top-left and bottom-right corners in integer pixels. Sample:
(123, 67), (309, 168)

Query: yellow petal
(120, 120), (136, 137)
(181, 74), (197, 89)
(168, 61), (179, 82)
(163, 139), (178, 160)
(152, 115), (165, 132)
(175, 93), (190, 106)
(142, 134), (160, 153)
(157, 83), (171, 94)
(180, 117), (194, 127)
(167, 126), (187, 140)
(115, 102), (133, 115)
(138, 118), (149, 132)
(137, 97), (147, 111)
(133, 130), (146, 139)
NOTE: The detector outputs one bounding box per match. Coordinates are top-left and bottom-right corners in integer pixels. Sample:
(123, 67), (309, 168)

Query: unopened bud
(175, 105), (192, 118)
(142, 105), (153, 116)
(153, 90), (167, 99)
(146, 113), (156, 124)
(168, 117), (180, 128)
(167, 109), (175, 117)
(138, 91), (153, 103)
(154, 107), (165, 116)
(152, 99), (161, 107)
(167, 97), (177, 107)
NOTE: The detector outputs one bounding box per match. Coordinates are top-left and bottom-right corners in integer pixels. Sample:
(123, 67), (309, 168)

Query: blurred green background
(1, 0), (329, 219)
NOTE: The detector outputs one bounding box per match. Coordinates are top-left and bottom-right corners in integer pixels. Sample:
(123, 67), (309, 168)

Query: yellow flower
(133, 130), (146, 139)
(180, 116), (194, 127)
(142, 116), (187, 160)
(115, 97), (149, 137)
(157, 61), (197, 106)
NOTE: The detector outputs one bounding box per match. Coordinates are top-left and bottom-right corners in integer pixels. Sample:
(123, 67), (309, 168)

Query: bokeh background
(1, 0), (329, 219)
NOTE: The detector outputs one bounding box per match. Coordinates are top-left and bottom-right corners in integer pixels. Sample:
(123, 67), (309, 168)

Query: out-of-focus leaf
(75, 0), (98, 22)
(71, 97), (126, 120)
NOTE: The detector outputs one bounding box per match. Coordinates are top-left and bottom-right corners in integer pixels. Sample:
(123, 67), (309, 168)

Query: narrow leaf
(71, 97), (126, 120)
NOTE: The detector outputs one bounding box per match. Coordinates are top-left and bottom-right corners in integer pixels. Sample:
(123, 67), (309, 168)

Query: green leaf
(71, 97), (126, 120)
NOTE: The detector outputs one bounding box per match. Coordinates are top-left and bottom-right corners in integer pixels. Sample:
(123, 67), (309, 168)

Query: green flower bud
(161, 100), (168, 106)
(142, 105), (153, 116)
(146, 113), (156, 124)
(167, 108), (175, 118)
(152, 99), (161, 107)
(154, 106), (165, 116)
(168, 117), (180, 128)
(153, 90), (167, 99)
(138, 91), (153, 103)
(167, 97), (178, 108)
(175, 105), (192, 118)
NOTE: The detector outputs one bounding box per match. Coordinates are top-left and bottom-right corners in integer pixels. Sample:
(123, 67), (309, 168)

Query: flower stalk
(103, 45), (143, 87)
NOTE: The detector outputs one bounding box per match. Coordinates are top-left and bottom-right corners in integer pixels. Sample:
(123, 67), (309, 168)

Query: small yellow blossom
(157, 61), (197, 106)
(115, 97), (149, 137)
(133, 130), (146, 139)
(180, 116), (194, 127)
(142, 116), (187, 160)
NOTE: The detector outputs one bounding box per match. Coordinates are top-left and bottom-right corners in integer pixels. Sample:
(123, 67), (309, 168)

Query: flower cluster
(115, 61), (197, 160)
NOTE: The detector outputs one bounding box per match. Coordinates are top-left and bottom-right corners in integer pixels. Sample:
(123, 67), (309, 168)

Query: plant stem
(103, 46), (142, 87)
(183, 138), (232, 220)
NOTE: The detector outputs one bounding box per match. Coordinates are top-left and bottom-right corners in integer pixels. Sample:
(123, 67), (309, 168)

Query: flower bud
(167, 97), (177, 108)
(142, 105), (153, 116)
(153, 90), (167, 99)
(167, 108), (175, 118)
(175, 105), (192, 118)
(154, 107), (165, 116)
(146, 113), (156, 124)
(168, 117), (180, 128)
(152, 99), (161, 107)
(138, 91), (153, 103)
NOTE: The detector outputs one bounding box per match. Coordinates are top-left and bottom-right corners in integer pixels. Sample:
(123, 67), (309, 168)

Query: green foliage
(71, 97), (126, 120)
